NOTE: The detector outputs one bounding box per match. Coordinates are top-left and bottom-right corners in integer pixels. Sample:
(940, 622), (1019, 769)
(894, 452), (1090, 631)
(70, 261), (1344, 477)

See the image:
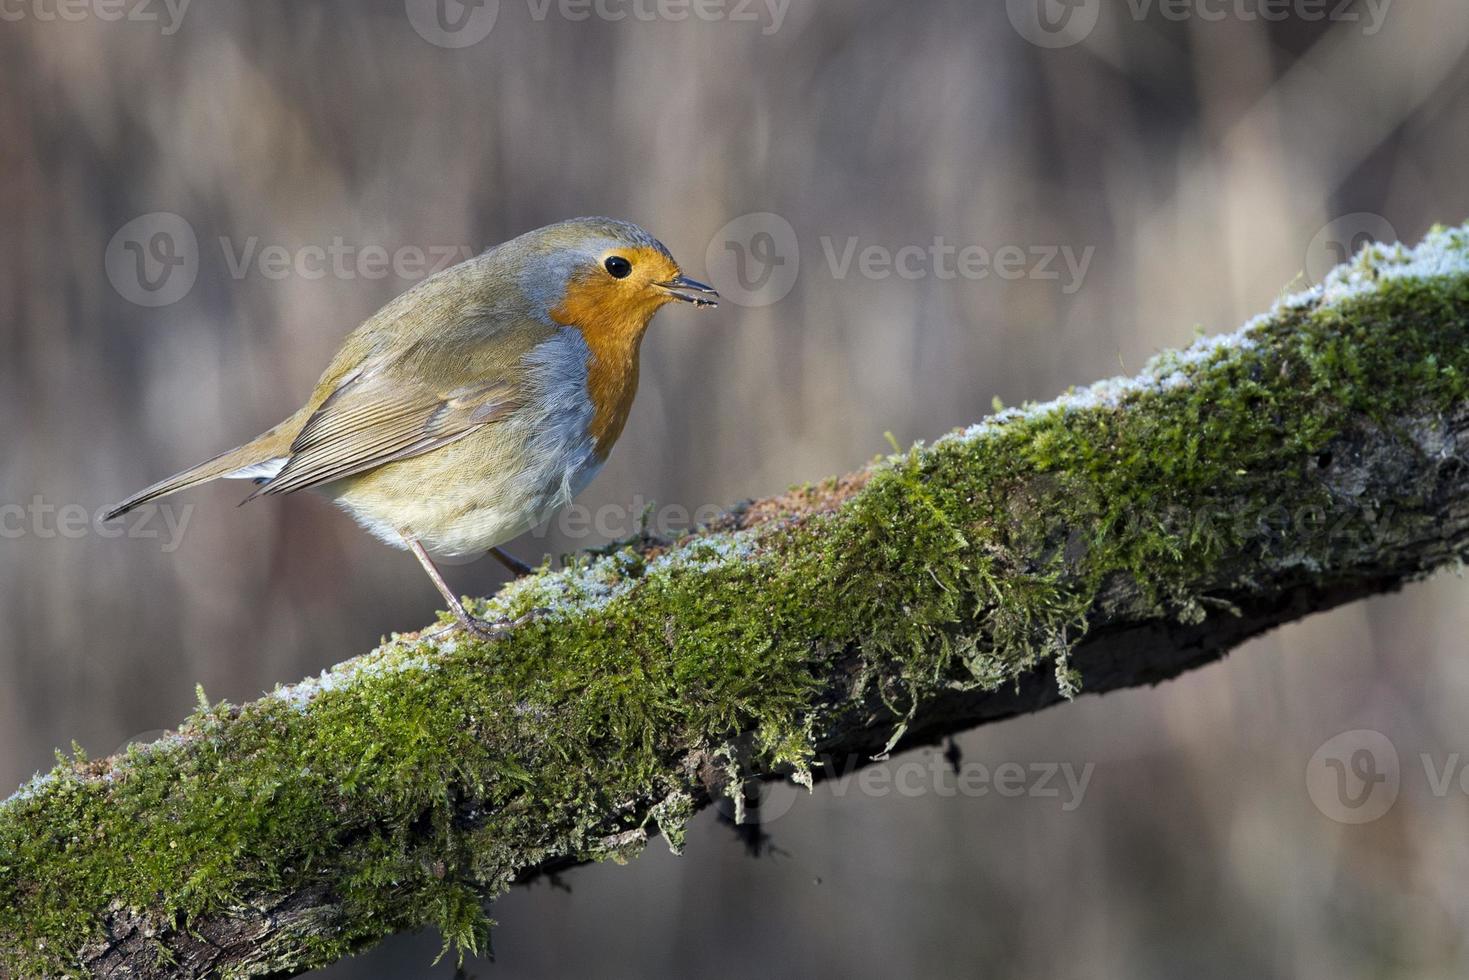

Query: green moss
(4, 226), (1469, 977)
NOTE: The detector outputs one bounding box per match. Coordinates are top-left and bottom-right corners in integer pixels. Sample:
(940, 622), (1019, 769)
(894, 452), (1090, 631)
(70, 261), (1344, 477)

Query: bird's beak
(657, 274), (719, 308)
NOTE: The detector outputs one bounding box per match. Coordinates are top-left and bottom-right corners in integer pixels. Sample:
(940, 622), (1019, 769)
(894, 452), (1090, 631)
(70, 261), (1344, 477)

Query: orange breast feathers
(549, 245), (683, 458)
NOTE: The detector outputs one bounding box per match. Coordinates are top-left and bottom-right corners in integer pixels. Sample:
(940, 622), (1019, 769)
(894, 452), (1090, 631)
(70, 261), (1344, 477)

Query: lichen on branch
(5, 224), (1469, 979)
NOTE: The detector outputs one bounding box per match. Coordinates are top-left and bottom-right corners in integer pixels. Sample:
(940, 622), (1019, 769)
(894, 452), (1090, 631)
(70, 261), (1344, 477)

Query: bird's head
(507, 217), (718, 340)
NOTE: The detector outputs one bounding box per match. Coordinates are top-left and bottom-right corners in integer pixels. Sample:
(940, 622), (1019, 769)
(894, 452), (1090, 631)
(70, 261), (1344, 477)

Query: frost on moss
(4, 224), (1469, 978)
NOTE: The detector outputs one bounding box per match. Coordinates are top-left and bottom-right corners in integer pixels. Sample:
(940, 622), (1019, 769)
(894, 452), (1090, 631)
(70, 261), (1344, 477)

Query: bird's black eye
(604, 255), (633, 279)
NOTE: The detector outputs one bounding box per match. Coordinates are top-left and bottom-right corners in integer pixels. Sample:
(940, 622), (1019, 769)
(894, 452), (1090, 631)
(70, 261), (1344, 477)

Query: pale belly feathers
(320, 328), (605, 557)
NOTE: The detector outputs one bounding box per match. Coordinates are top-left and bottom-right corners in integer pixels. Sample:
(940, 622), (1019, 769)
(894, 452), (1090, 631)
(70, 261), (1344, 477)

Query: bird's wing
(250, 363), (520, 498)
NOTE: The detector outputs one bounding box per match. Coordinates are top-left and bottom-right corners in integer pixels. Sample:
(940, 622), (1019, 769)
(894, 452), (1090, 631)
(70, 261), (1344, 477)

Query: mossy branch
(7, 225), (1469, 978)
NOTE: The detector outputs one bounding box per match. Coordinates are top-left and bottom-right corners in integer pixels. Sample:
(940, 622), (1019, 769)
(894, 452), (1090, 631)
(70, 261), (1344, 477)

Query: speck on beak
(657, 274), (719, 308)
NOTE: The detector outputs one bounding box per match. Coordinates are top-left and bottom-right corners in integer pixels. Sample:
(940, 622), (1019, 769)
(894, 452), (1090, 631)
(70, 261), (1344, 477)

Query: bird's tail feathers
(103, 427), (292, 521)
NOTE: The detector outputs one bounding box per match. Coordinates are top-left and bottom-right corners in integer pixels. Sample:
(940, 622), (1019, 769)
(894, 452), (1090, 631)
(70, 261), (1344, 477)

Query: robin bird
(104, 217), (718, 637)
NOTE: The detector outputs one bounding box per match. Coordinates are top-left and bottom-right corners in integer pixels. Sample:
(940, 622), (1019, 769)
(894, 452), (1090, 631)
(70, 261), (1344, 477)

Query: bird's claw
(457, 615), (512, 640)
(453, 606), (549, 640)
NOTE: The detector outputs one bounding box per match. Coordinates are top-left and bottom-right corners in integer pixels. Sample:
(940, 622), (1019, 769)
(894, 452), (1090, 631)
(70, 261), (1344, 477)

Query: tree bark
(4, 225), (1469, 979)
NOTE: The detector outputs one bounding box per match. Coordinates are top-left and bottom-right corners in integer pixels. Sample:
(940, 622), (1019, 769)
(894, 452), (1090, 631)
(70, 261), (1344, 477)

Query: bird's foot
(456, 613), (513, 640)
(450, 605), (548, 641)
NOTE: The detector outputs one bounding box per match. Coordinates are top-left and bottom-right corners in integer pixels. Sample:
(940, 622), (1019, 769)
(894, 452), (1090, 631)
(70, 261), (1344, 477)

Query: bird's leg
(405, 536), (515, 640)
(489, 546), (534, 577)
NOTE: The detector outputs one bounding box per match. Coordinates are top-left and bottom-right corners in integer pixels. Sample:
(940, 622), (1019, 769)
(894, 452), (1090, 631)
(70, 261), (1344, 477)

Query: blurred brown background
(5, 0), (1469, 976)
